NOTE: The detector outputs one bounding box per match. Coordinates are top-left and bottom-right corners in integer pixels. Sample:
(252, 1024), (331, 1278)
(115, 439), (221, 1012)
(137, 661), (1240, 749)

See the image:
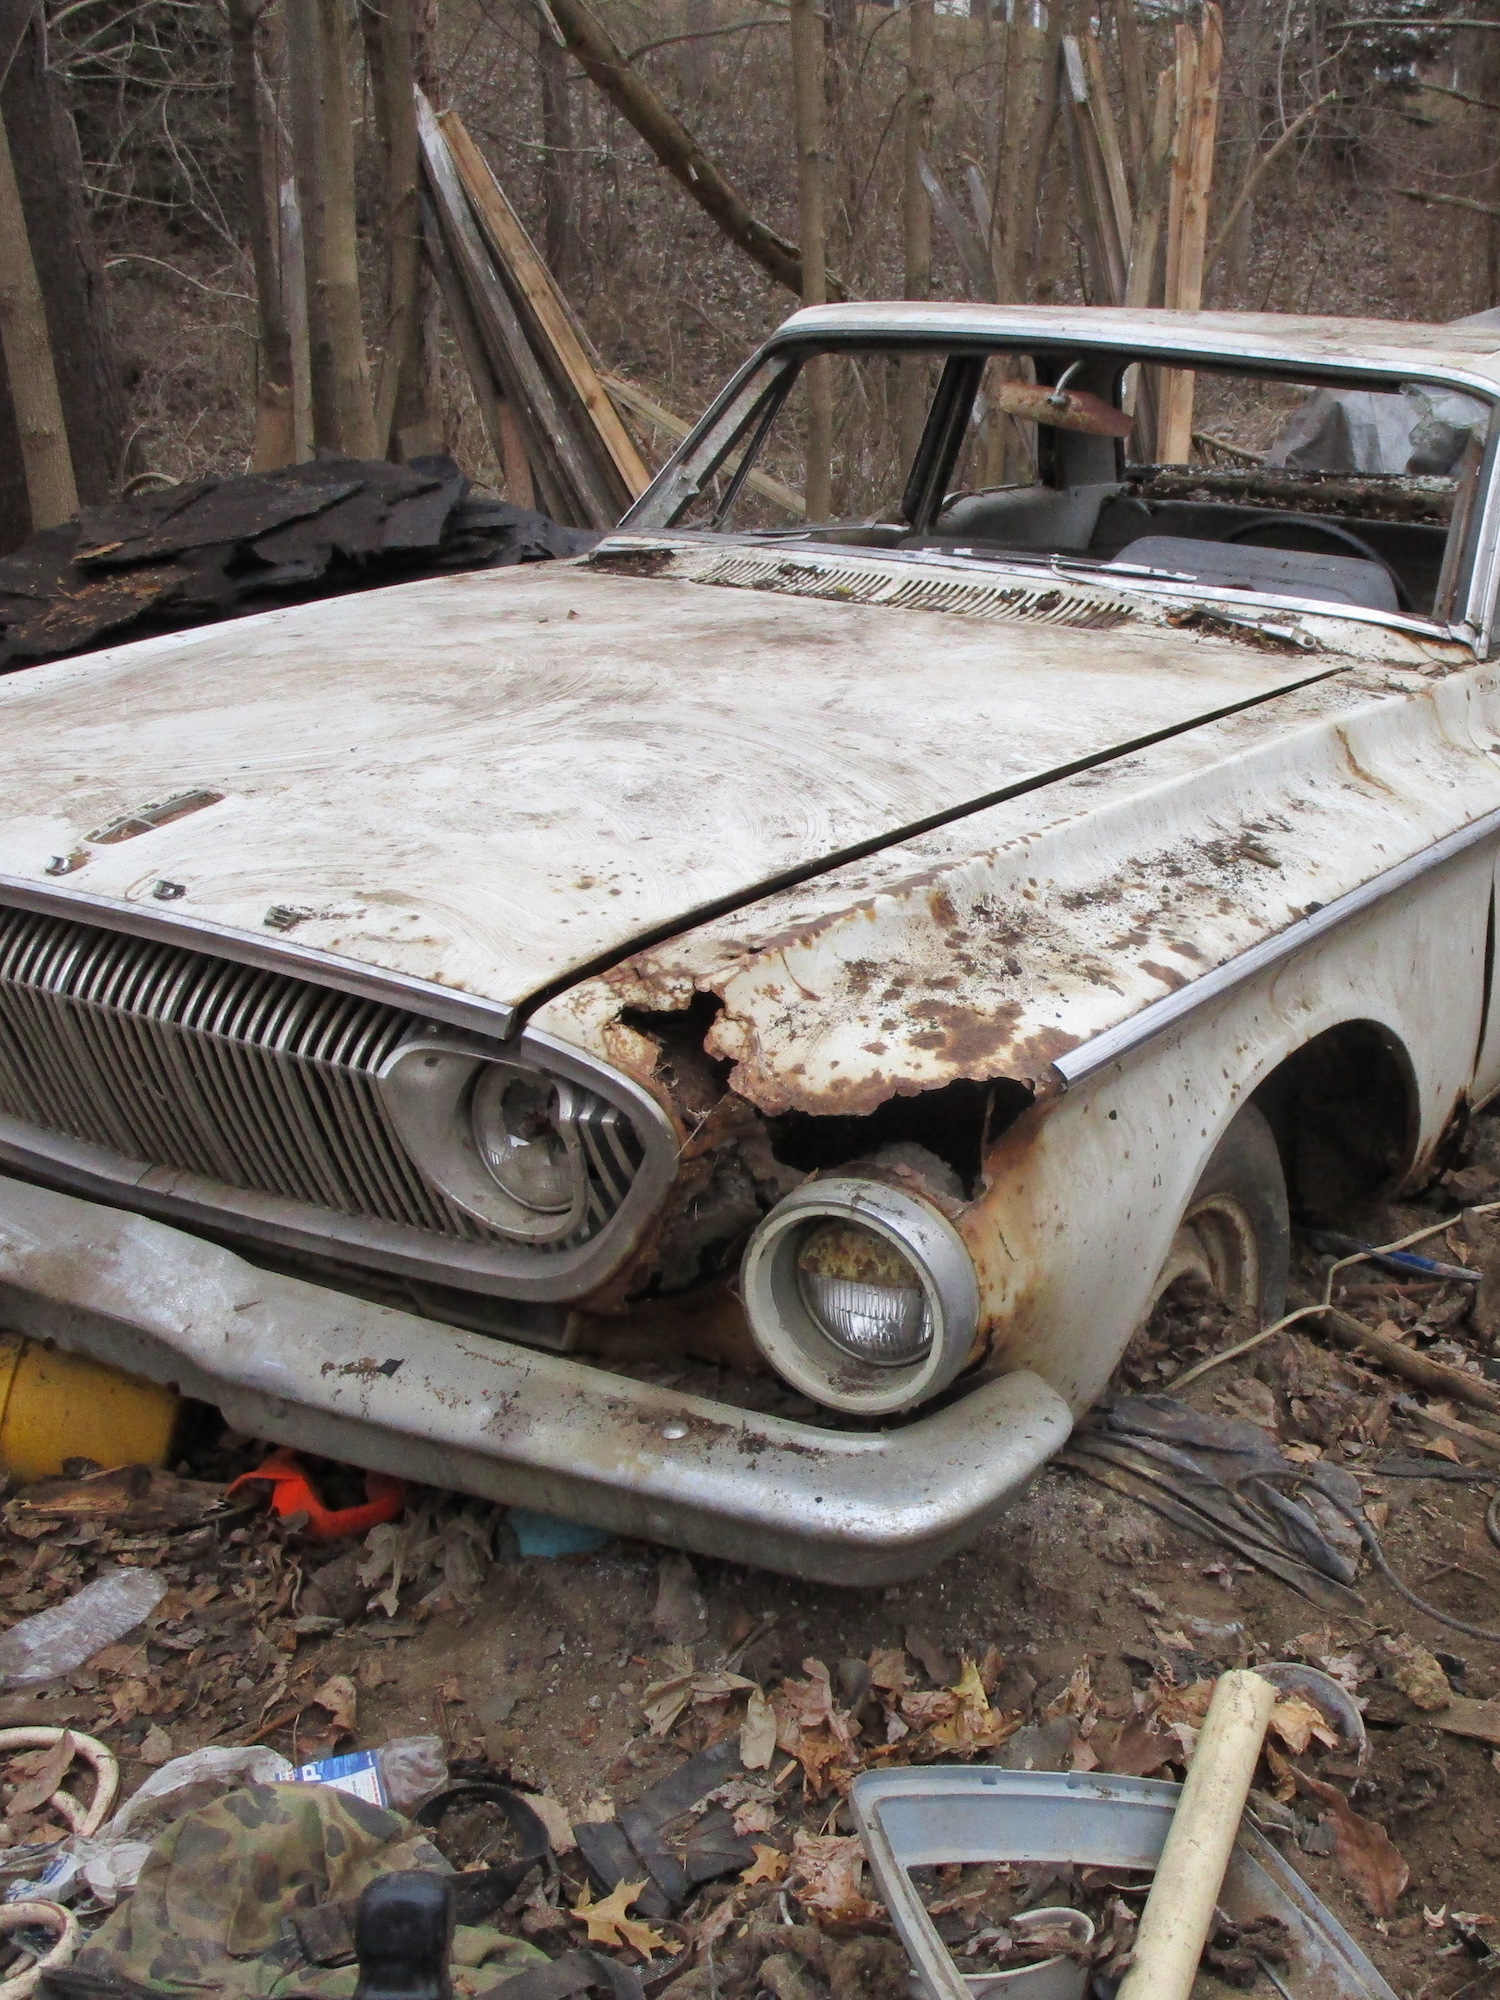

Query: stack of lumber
(417, 95), (651, 530)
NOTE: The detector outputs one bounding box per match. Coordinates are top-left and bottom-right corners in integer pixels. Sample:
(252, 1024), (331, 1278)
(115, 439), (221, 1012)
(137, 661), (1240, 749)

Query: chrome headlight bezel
(741, 1177), (980, 1415)
(380, 1033), (638, 1243)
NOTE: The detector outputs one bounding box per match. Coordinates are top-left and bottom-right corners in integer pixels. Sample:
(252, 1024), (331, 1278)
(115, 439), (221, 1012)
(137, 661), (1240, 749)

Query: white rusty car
(2, 303), (1499, 1580)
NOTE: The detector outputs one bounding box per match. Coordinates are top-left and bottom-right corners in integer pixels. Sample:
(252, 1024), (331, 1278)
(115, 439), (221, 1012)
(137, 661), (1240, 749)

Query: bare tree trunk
(286, 0), (376, 456)
(1479, 23), (1500, 304)
(364, 0), (431, 456)
(285, 0), (337, 448)
(900, 0), (934, 467)
(539, 11), (579, 289)
(280, 178), (314, 460)
(228, 0), (295, 469)
(0, 0), (122, 549)
(791, 0), (831, 519)
(317, 0), (377, 456)
(0, 97), (75, 527)
(544, 0), (811, 295)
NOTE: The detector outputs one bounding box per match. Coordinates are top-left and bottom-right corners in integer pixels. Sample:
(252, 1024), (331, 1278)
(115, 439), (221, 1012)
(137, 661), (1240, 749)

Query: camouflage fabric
(71, 1782), (537, 2000)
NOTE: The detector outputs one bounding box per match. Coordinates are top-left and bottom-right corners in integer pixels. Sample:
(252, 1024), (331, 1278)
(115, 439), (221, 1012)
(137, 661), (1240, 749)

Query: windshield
(627, 343), (1491, 623)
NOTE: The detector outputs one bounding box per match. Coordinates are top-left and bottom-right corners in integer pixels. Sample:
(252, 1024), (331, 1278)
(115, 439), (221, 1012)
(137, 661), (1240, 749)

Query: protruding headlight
(741, 1178), (980, 1415)
(472, 1067), (574, 1213)
(381, 1046), (598, 1241)
(795, 1221), (933, 1365)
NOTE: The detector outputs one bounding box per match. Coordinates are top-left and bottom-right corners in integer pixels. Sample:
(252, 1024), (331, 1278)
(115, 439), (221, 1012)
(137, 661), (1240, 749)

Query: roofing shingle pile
(0, 456), (596, 673)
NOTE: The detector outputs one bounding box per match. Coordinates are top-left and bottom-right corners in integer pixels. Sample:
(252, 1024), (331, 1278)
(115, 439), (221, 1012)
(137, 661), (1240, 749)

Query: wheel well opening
(1252, 1020), (1419, 1225)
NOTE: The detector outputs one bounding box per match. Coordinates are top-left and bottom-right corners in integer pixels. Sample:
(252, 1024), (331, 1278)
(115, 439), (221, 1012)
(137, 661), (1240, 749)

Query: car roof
(769, 303), (1500, 390)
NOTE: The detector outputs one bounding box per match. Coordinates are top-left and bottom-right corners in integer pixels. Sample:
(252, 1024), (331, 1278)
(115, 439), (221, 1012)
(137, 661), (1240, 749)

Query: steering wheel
(1219, 511), (1411, 613)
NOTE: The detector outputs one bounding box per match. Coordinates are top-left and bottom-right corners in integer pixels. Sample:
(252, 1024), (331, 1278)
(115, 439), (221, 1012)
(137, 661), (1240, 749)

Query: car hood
(0, 555), (1340, 1017)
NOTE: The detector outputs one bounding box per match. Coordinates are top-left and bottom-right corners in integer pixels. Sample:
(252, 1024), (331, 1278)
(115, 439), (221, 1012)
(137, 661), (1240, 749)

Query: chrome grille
(0, 905), (640, 1253)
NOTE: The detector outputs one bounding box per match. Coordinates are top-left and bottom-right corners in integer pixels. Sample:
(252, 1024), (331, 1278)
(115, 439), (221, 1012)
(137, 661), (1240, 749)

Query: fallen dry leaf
(789, 1832), (881, 1923)
(570, 1880), (671, 1957)
(1296, 1772), (1409, 1919)
(927, 1658), (1016, 1753)
(774, 1659), (858, 1796)
(309, 1673), (357, 1739)
(1422, 1435), (1462, 1462)
(7, 1732), (75, 1817)
(1269, 1695), (1337, 1756)
(740, 1685), (777, 1771)
(527, 1792), (578, 1852)
(741, 1844), (788, 1884)
(1104, 1713), (1177, 1777)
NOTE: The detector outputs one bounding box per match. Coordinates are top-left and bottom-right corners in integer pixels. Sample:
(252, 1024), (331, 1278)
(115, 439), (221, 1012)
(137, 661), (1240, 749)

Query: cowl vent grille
(592, 541), (1136, 630)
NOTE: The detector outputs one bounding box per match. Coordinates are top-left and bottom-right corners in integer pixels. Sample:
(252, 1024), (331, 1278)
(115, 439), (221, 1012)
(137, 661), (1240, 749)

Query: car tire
(1150, 1101), (1290, 1329)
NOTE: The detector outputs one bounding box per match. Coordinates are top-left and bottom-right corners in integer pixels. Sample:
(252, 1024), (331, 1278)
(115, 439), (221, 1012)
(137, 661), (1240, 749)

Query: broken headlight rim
(379, 1042), (593, 1241)
(740, 1178), (980, 1416)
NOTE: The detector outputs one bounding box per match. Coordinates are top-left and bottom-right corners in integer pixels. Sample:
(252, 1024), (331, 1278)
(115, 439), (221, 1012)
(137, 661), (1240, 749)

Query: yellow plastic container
(0, 1335), (180, 1482)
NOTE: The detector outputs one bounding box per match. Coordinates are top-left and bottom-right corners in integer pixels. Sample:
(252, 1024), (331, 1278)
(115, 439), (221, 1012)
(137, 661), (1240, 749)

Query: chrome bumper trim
(0, 1175), (1073, 1585)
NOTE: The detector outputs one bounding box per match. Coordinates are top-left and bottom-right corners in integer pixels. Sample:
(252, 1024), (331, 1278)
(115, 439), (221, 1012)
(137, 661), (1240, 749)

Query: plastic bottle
(377, 1736), (447, 1811)
(0, 1568), (168, 1686)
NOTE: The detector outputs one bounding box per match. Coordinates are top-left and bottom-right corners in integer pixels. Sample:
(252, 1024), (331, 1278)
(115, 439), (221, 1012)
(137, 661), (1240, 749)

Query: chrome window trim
(1053, 801), (1500, 1088)
(0, 880), (681, 1302)
(621, 331), (1497, 646)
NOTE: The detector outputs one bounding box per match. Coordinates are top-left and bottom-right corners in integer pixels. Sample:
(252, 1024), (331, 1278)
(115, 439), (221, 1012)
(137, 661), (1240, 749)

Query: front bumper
(0, 1176), (1073, 1584)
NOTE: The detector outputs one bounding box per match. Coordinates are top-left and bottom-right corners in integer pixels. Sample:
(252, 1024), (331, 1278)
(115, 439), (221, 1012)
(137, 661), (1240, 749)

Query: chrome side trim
(0, 1174), (1074, 1585)
(1054, 802), (1500, 1087)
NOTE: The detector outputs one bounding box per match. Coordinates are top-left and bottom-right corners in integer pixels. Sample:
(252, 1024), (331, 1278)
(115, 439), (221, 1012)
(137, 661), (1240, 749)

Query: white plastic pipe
(1116, 1668), (1278, 2000)
(0, 1727), (119, 1836)
(0, 1899), (80, 2000)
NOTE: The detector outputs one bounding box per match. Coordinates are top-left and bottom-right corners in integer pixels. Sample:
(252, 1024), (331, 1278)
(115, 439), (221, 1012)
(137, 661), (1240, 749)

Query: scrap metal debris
(0, 457), (596, 673)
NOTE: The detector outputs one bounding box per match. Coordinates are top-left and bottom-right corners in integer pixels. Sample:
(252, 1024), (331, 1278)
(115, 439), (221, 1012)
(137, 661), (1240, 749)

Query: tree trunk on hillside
(0, 97), (76, 527)
(900, 0), (934, 466)
(542, 0), (811, 295)
(286, 0), (376, 456)
(228, 0), (296, 469)
(364, 0), (432, 456)
(0, 0), (122, 551)
(539, 12), (579, 289)
(791, 0), (831, 520)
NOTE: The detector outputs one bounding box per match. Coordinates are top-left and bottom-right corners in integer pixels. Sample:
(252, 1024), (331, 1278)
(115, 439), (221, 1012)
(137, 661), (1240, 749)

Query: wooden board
(439, 110), (649, 508)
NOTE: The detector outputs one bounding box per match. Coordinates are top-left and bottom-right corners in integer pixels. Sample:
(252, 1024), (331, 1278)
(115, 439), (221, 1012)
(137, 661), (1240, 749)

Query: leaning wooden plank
(1060, 35), (1126, 303)
(438, 108), (649, 507)
(600, 371), (805, 517)
(1159, 4), (1222, 462)
(420, 196), (542, 511)
(417, 91), (618, 527)
(1081, 31), (1133, 266)
(919, 152), (995, 302)
(1123, 64), (1174, 461)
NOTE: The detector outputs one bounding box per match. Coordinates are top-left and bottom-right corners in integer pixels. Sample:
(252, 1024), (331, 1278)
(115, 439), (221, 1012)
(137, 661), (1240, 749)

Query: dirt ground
(4, 1130), (1500, 2000)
